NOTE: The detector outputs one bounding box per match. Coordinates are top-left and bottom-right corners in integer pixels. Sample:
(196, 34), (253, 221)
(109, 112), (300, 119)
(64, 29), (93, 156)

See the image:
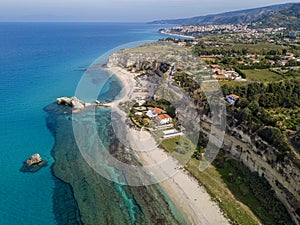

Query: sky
(0, 0), (299, 22)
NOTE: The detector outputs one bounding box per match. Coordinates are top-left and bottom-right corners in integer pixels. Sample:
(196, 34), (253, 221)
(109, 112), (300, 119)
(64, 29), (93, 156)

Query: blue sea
(0, 22), (171, 225)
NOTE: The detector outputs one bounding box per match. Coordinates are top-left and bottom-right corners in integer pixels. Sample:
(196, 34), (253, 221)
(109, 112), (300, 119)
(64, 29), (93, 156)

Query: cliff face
(108, 51), (172, 78)
(224, 117), (300, 225)
(107, 47), (300, 224)
(108, 52), (155, 68)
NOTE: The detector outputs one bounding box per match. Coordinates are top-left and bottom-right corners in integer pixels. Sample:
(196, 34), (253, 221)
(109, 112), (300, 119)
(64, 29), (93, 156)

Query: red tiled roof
(157, 114), (172, 120)
(148, 107), (164, 115)
(229, 94), (239, 99)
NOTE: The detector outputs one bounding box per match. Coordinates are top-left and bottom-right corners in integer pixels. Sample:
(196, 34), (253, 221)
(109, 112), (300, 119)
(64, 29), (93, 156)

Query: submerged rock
(20, 153), (47, 173)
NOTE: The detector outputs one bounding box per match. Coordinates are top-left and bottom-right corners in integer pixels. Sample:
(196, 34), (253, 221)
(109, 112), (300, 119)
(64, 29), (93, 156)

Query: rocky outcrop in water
(57, 97), (85, 112)
(20, 153), (47, 172)
(56, 97), (107, 113)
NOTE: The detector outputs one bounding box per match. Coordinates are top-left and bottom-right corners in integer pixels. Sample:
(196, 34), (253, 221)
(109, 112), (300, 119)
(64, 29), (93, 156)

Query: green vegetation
(214, 153), (294, 225)
(292, 131), (300, 151)
(194, 41), (287, 57)
(163, 131), (293, 224)
(240, 68), (300, 83)
(186, 159), (261, 225)
(153, 3), (298, 27)
(267, 108), (300, 131)
(186, 150), (294, 225)
(222, 79), (300, 167)
(169, 54), (300, 223)
(241, 69), (283, 82)
(160, 137), (180, 153)
(253, 3), (300, 30)
(223, 80), (300, 128)
(121, 27), (300, 224)
(144, 99), (176, 118)
(173, 72), (200, 95)
(129, 115), (143, 129)
(160, 136), (197, 164)
(129, 99), (177, 128)
(191, 132), (208, 160)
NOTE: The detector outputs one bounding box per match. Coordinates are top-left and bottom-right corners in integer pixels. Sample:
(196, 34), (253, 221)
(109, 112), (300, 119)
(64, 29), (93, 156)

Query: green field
(159, 137), (180, 152)
(232, 42), (284, 52)
(219, 80), (249, 87)
(241, 69), (283, 82)
(160, 136), (196, 164)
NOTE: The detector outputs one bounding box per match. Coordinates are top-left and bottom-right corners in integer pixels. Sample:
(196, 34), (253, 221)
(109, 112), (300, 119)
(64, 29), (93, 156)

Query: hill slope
(252, 3), (300, 30)
(150, 3), (298, 27)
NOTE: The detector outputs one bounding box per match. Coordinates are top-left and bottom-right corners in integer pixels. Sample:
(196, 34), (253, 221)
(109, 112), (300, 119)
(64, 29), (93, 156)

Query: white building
(155, 114), (172, 125)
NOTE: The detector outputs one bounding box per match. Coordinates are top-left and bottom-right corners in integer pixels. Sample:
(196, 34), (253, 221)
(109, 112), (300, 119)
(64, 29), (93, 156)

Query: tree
(237, 98), (250, 109)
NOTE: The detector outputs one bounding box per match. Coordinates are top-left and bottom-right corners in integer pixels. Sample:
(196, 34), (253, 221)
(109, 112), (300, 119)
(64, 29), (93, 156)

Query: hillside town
(160, 24), (300, 84)
(161, 24), (297, 40)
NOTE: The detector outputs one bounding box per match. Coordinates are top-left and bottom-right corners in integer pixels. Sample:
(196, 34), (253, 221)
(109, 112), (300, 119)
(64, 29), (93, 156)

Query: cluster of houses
(132, 105), (184, 139)
(134, 106), (184, 139)
(170, 24), (249, 34)
(133, 106), (173, 125)
(208, 51), (300, 81)
(244, 52), (300, 67)
(210, 64), (242, 81)
(279, 52), (300, 66)
(165, 24), (287, 41)
(145, 107), (173, 125)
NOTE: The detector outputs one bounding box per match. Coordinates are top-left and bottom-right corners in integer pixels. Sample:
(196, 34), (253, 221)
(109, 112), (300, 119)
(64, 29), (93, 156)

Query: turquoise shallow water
(0, 22), (171, 225)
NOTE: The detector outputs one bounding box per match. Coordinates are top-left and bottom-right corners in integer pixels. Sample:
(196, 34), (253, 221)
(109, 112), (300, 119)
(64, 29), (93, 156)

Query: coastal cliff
(193, 109), (300, 224)
(224, 117), (300, 224)
(107, 43), (299, 224)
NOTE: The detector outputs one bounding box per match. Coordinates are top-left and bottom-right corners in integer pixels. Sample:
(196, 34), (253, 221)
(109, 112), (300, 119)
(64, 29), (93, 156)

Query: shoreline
(160, 30), (195, 40)
(106, 65), (230, 225)
(105, 66), (135, 119)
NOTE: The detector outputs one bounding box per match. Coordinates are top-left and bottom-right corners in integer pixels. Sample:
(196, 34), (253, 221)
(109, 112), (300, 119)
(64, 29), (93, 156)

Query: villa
(146, 107), (164, 118)
(155, 114), (173, 125)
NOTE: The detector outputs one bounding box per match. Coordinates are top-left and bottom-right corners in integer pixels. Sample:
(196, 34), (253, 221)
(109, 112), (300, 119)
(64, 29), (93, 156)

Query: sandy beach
(105, 66), (135, 112)
(106, 66), (230, 225)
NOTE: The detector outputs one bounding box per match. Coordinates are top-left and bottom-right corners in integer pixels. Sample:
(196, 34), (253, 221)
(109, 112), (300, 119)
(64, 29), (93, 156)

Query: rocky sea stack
(57, 96), (107, 113)
(20, 153), (47, 173)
